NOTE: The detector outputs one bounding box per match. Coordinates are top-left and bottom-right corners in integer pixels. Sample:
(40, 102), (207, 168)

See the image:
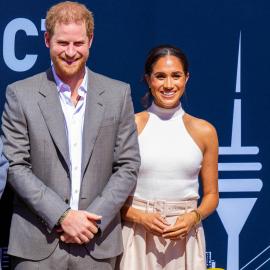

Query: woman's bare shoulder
(135, 111), (150, 135)
(184, 113), (217, 138)
(135, 111), (149, 120)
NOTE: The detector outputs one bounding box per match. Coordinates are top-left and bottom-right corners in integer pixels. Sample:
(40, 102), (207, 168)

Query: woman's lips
(160, 90), (176, 97)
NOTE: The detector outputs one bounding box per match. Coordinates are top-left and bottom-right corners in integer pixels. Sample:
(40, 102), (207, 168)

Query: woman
(118, 45), (219, 270)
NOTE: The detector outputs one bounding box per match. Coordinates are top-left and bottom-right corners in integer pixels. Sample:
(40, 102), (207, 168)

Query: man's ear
(44, 32), (50, 48)
(88, 33), (94, 48)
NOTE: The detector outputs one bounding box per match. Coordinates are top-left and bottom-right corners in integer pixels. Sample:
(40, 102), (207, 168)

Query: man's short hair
(45, 1), (94, 38)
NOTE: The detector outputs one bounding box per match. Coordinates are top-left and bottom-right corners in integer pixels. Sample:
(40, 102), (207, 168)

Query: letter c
(3, 18), (38, 72)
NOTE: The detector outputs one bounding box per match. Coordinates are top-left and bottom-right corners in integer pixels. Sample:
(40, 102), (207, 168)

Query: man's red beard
(51, 54), (88, 81)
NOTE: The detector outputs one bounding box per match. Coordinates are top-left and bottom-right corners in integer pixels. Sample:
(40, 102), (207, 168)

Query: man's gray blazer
(2, 68), (140, 260)
(0, 138), (8, 198)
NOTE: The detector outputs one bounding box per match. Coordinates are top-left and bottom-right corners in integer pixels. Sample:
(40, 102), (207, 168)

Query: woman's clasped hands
(141, 211), (198, 240)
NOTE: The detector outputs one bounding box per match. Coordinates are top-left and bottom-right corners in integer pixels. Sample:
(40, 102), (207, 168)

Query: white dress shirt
(52, 66), (88, 210)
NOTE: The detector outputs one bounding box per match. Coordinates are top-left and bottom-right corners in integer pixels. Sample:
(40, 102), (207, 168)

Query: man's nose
(164, 77), (173, 89)
(65, 44), (76, 58)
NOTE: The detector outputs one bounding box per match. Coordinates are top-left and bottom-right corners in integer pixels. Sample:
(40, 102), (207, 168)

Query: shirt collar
(52, 65), (88, 96)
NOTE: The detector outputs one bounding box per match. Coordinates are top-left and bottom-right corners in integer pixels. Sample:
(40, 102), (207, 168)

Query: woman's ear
(145, 74), (150, 87)
(145, 74), (149, 84)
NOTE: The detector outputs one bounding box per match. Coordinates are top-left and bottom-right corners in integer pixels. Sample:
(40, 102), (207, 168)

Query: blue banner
(0, 1), (269, 269)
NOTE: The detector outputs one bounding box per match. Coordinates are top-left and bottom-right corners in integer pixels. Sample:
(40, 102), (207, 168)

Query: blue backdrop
(0, 1), (270, 269)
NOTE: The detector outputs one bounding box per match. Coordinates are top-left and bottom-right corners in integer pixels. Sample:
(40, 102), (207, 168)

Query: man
(2, 2), (140, 269)
(0, 138), (8, 199)
(0, 138), (8, 270)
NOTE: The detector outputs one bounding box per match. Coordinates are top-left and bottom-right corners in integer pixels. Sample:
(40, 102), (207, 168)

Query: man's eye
(58, 41), (68, 46)
(75, 42), (84, 46)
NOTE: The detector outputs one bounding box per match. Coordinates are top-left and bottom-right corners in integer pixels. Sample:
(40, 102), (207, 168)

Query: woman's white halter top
(133, 102), (203, 201)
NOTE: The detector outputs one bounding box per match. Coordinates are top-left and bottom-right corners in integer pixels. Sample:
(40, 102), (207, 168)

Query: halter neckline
(148, 102), (184, 120)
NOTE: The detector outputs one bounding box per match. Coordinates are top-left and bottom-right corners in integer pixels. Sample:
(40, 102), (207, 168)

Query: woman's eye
(155, 75), (166, 79)
(172, 74), (182, 79)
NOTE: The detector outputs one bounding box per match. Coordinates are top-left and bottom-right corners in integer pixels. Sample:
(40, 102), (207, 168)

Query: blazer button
(65, 199), (69, 204)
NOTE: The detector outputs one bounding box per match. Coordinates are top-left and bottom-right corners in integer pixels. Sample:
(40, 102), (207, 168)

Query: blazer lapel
(81, 69), (105, 177)
(38, 69), (70, 168)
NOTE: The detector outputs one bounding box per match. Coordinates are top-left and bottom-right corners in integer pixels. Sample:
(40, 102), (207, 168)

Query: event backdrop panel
(0, 0), (269, 269)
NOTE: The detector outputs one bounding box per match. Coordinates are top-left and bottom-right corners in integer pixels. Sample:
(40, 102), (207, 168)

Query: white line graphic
(255, 257), (270, 270)
(216, 31), (263, 270)
(240, 245), (270, 270)
(219, 99), (259, 155)
(218, 162), (262, 171)
(219, 179), (262, 192)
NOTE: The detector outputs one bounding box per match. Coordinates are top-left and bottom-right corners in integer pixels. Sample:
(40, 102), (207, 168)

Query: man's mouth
(61, 58), (80, 65)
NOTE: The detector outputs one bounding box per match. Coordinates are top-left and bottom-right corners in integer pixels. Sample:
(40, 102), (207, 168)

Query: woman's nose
(164, 77), (173, 89)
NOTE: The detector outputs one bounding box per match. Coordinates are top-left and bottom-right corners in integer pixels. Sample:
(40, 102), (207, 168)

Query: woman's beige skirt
(117, 197), (206, 270)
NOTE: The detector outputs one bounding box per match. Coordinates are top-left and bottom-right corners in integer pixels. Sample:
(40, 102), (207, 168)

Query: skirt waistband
(126, 196), (198, 217)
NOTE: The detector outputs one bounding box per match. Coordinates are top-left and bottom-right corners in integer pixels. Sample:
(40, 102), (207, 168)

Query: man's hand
(59, 210), (102, 244)
(162, 212), (197, 240)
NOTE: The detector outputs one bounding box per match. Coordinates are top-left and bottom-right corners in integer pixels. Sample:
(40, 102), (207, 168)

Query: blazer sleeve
(1, 85), (70, 231)
(0, 138), (8, 199)
(86, 84), (140, 233)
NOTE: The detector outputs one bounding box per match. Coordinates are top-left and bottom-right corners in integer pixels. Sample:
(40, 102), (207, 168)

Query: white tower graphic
(216, 32), (263, 270)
